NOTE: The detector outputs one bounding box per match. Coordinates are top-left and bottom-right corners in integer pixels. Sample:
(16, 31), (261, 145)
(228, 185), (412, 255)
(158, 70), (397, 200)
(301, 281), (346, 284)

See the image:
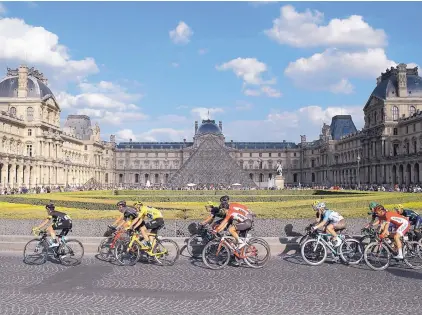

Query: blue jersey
(322, 210), (344, 223)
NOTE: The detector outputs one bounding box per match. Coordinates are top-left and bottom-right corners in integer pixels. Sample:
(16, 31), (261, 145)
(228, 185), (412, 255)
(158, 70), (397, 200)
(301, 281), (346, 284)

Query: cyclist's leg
(145, 219), (164, 244)
(395, 221), (409, 258)
(139, 222), (150, 245)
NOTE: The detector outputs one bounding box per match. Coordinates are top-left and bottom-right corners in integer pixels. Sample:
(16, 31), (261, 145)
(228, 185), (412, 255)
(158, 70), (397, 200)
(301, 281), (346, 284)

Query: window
(27, 129), (32, 136)
(26, 107), (34, 121)
(26, 144), (32, 157)
(259, 153), (262, 157)
(410, 106), (416, 116)
(119, 174), (123, 183)
(105, 173), (109, 183)
(392, 106), (399, 121)
(84, 145), (87, 150)
(393, 128), (398, 135)
(155, 152), (158, 157)
(135, 174), (139, 183)
(269, 153), (272, 157)
(406, 126), (409, 134)
(106, 150), (108, 154)
(311, 160), (315, 168)
(278, 153), (281, 157)
(393, 143), (399, 156)
(294, 153), (297, 157)
(249, 153), (252, 157)
(414, 141), (417, 153)
(9, 107), (16, 116)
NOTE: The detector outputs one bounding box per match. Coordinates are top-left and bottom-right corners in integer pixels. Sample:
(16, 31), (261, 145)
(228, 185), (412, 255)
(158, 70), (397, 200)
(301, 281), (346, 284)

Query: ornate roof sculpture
(196, 119), (222, 136)
(167, 135), (257, 188)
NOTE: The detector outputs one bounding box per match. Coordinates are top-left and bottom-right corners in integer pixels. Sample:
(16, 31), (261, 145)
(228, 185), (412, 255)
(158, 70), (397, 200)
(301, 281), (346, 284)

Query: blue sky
(0, 1), (421, 143)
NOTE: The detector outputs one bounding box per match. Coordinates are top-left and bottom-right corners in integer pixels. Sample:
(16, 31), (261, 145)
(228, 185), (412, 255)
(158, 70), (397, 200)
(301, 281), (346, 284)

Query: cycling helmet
(117, 200), (126, 207)
(395, 204), (404, 210)
(312, 200), (320, 210)
(316, 202), (326, 210)
(369, 202), (379, 211)
(134, 201), (143, 208)
(45, 203), (55, 211)
(220, 195), (230, 203)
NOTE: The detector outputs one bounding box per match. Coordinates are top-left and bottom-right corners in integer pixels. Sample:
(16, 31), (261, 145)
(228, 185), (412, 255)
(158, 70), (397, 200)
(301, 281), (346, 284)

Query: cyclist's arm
(112, 214), (124, 227)
(214, 217), (229, 233)
(132, 215), (145, 229)
(36, 218), (51, 230)
(314, 218), (327, 230)
(201, 215), (214, 226)
(380, 221), (389, 237)
(116, 216), (129, 229)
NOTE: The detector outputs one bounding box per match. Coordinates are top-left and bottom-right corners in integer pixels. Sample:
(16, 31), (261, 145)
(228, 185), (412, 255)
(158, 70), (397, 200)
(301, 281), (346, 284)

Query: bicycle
(299, 224), (314, 246)
(97, 225), (129, 261)
(23, 229), (84, 266)
(114, 227), (179, 266)
(301, 229), (363, 266)
(359, 227), (378, 248)
(364, 231), (422, 271)
(202, 233), (271, 270)
(186, 224), (218, 258)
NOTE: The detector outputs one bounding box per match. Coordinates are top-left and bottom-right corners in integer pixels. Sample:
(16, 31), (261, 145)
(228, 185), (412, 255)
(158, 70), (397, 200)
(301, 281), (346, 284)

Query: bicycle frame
(312, 233), (344, 256)
(127, 231), (167, 257)
(216, 236), (248, 259)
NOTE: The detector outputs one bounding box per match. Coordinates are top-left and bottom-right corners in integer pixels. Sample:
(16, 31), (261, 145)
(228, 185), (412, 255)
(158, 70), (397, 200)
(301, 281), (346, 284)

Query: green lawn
(0, 190), (420, 220)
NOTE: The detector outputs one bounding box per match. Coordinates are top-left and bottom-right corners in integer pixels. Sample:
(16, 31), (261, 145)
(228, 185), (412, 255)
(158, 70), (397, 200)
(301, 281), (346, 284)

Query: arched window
(9, 107), (16, 116)
(392, 106), (399, 121)
(409, 106), (416, 116)
(26, 107), (34, 121)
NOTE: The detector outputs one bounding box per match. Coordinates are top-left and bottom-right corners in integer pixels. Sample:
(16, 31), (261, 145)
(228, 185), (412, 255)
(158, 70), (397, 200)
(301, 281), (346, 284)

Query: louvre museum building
(0, 64), (422, 189)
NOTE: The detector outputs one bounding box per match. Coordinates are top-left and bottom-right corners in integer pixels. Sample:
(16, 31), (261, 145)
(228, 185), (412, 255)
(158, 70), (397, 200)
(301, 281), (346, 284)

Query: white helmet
(316, 202), (326, 210)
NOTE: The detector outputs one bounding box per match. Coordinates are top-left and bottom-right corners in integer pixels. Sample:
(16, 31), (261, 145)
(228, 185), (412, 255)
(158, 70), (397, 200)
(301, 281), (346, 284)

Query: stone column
(1, 162), (7, 188)
(17, 165), (23, 187)
(9, 163), (16, 188)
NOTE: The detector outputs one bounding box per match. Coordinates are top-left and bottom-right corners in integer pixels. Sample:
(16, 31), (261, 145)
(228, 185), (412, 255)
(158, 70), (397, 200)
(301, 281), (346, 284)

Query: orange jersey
(378, 211), (408, 227)
(226, 203), (252, 222)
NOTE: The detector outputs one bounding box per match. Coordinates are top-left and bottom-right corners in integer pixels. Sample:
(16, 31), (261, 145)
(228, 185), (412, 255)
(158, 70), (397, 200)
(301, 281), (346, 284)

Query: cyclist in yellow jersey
(130, 201), (164, 248)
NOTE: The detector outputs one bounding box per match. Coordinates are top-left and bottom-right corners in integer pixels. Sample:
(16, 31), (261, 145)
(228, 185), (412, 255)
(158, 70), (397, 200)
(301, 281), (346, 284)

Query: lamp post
(357, 154), (361, 189)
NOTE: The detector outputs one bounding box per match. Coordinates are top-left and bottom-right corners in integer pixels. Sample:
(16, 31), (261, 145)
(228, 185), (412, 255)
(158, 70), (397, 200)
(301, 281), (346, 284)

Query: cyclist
(33, 203), (72, 248)
(111, 200), (138, 230)
(311, 202), (345, 247)
(394, 204), (422, 230)
(130, 201), (164, 248)
(200, 201), (224, 228)
(213, 195), (254, 249)
(373, 205), (409, 259)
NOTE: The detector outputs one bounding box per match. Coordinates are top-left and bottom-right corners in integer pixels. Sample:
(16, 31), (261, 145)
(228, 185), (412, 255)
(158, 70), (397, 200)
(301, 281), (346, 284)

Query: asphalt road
(0, 252), (421, 315)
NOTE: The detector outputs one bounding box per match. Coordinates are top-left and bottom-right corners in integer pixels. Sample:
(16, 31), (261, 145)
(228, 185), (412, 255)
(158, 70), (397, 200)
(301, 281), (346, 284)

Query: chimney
(18, 65), (28, 98)
(397, 63), (408, 97)
(219, 121), (222, 131)
(129, 138), (132, 142)
(300, 135), (306, 143)
(376, 76), (382, 85)
(231, 139), (234, 148)
(195, 121), (198, 133)
(110, 135), (116, 143)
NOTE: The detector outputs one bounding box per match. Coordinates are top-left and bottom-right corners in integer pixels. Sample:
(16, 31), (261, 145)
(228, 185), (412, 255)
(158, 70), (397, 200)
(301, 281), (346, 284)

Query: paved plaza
(0, 252), (420, 315)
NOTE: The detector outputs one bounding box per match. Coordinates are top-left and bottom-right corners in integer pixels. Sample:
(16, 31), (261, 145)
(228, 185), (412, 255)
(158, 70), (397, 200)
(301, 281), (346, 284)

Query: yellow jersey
(139, 205), (163, 220)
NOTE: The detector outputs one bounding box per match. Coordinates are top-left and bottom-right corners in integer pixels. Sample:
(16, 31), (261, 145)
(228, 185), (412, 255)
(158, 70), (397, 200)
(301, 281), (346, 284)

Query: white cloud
(76, 108), (148, 126)
(283, 48), (410, 93)
(198, 48), (208, 55)
(169, 21), (193, 44)
(116, 128), (191, 142)
(0, 18), (98, 83)
(191, 107), (224, 120)
(0, 3), (6, 15)
(116, 129), (138, 141)
(216, 57), (281, 97)
(224, 105), (364, 142)
(235, 101), (253, 111)
(265, 5), (387, 48)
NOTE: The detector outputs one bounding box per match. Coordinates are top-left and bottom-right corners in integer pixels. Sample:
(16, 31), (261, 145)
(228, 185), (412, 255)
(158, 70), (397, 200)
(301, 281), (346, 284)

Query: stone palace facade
(1, 64), (421, 189)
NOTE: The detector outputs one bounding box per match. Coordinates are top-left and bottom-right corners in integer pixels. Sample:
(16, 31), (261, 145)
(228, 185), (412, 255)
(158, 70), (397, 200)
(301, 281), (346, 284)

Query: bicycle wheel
(98, 237), (115, 261)
(339, 239), (363, 265)
(23, 239), (48, 265)
(114, 240), (140, 266)
(364, 242), (391, 271)
(187, 234), (208, 258)
(403, 241), (422, 269)
(301, 239), (327, 266)
(243, 238), (271, 269)
(59, 240), (84, 266)
(152, 239), (180, 266)
(202, 240), (231, 270)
